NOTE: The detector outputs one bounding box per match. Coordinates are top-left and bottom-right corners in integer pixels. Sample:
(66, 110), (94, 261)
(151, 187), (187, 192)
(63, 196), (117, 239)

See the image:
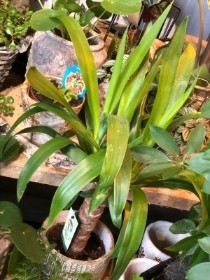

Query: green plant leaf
(103, 28), (128, 114)
(110, 188), (148, 280)
(79, 10), (95, 26)
(86, 0), (111, 19)
(140, 179), (196, 193)
(132, 276), (143, 280)
(0, 201), (22, 227)
(189, 246), (209, 268)
(179, 170), (208, 233)
(186, 262), (210, 280)
(101, 0), (142, 14)
(17, 137), (72, 201)
(137, 162), (181, 180)
(0, 135), (20, 162)
(198, 236), (210, 254)
(185, 124), (205, 155)
(187, 149), (210, 194)
(131, 145), (169, 164)
(56, 15), (100, 139)
(143, 19), (196, 146)
(53, 0), (82, 13)
(169, 219), (196, 234)
(30, 9), (66, 31)
(200, 100), (210, 118)
(90, 115), (129, 210)
(188, 203), (202, 225)
(150, 125), (179, 156)
(26, 68), (74, 111)
(17, 125), (58, 138)
(166, 235), (200, 255)
(10, 223), (45, 263)
(109, 202), (131, 259)
(105, 3), (172, 115)
(48, 150), (105, 224)
(109, 149), (132, 228)
(7, 247), (24, 275)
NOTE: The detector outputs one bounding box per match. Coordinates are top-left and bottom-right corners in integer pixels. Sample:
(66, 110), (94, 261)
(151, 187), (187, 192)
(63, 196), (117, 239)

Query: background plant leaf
(101, 0), (142, 14)
(0, 201), (22, 227)
(150, 126), (179, 156)
(186, 262), (210, 280)
(170, 219), (195, 234)
(10, 223), (45, 263)
(185, 124), (206, 155)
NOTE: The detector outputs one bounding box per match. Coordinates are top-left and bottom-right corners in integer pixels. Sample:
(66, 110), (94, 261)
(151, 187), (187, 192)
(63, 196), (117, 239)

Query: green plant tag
(61, 208), (78, 252)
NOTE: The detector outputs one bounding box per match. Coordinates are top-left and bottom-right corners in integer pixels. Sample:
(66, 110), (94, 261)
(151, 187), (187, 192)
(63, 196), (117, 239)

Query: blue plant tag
(62, 65), (86, 99)
(61, 208), (79, 252)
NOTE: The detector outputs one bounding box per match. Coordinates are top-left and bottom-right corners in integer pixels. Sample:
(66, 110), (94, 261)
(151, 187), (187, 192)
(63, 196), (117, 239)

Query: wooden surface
(0, 85), (199, 211)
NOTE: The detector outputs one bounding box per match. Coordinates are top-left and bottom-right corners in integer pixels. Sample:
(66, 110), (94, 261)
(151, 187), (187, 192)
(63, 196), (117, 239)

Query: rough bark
(66, 197), (106, 258)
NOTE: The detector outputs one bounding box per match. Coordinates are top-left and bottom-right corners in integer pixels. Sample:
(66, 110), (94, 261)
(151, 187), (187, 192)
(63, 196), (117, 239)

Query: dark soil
(46, 223), (105, 261)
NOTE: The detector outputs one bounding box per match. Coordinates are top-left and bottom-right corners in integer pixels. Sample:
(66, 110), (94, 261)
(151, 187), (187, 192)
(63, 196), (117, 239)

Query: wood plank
(142, 187), (199, 211)
(0, 153), (68, 186)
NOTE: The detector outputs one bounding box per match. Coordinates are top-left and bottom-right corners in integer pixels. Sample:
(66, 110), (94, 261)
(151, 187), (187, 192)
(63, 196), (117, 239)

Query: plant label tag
(61, 208), (78, 252)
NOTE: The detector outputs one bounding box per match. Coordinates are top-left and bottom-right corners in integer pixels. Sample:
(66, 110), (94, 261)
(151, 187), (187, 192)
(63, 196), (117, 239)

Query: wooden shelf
(0, 85), (199, 211)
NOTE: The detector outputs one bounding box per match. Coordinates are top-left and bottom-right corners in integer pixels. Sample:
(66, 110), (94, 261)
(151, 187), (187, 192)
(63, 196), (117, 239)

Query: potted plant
(20, 66), (86, 145)
(0, 201), (46, 278)
(26, 0), (114, 77)
(4, 2), (210, 279)
(0, 0), (33, 86)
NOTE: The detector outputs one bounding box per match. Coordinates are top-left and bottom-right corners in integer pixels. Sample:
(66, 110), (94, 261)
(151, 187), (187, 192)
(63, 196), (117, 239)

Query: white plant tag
(61, 208), (78, 252)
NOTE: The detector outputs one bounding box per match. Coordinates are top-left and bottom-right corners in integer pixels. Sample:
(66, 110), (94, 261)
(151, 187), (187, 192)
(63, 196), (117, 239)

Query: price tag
(61, 208), (79, 252)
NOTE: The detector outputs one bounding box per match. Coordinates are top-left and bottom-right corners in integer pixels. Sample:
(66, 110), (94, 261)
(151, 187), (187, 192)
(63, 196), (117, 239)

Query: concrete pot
(20, 78), (85, 146)
(41, 211), (114, 280)
(119, 258), (159, 280)
(26, 30), (107, 78)
(140, 220), (190, 262)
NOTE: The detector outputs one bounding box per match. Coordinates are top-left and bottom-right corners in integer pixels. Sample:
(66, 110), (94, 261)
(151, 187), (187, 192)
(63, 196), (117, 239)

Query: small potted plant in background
(0, 0), (33, 86)
(4, 1), (210, 279)
(20, 64), (86, 146)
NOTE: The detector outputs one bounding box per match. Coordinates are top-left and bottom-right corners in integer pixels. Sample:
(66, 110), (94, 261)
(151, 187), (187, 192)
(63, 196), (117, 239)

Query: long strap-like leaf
(56, 15), (100, 139)
(105, 3), (173, 115)
(90, 115), (129, 211)
(48, 150), (105, 224)
(17, 137), (72, 201)
(108, 149), (132, 228)
(110, 187), (148, 280)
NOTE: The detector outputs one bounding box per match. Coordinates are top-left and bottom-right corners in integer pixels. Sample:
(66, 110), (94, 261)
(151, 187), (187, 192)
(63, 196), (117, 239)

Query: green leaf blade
(101, 0), (142, 15)
(90, 115), (129, 210)
(150, 125), (179, 156)
(109, 149), (132, 228)
(0, 201), (22, 227)
(0, 135), (20, 162)
(185, 124), (206, 155)
(131, 145), (169, 164)
(17, 137), (72, 201)
(198, 236), (210, 254)
(49, 150), (105, 224)
(110, 188), (148, 280)
(186, 262), (210, 280)
(11, 223), (45, 263)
